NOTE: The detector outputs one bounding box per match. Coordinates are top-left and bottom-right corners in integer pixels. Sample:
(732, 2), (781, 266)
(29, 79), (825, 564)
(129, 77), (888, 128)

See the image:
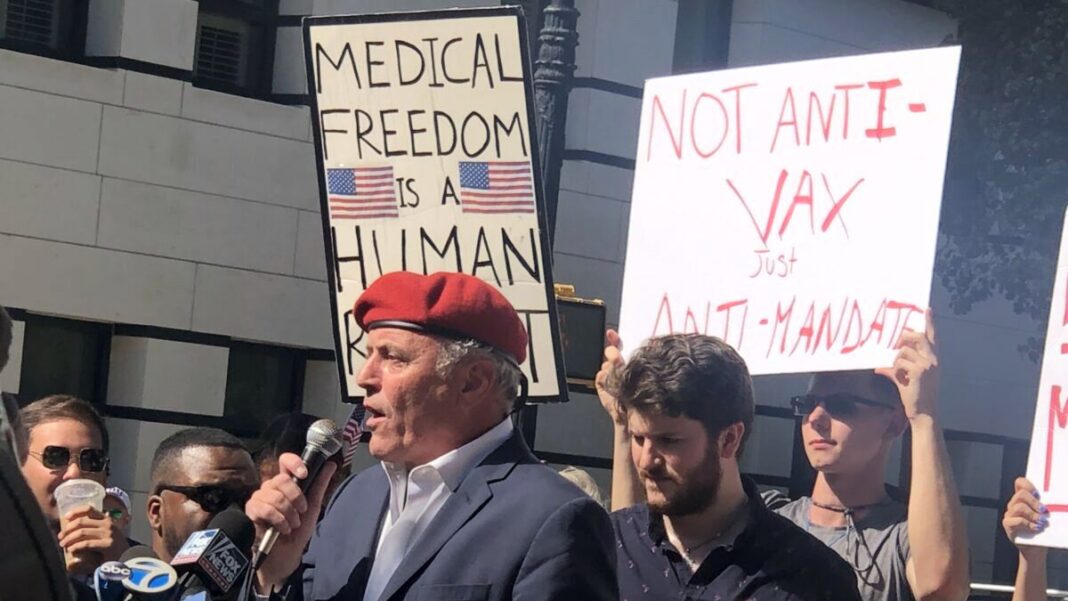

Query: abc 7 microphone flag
(123, 556), (178, 599)
(93, 560), (130, 601)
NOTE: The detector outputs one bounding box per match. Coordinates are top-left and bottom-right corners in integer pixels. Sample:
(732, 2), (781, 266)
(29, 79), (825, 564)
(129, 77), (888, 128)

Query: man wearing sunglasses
(147, 427), (259, 562)
(104, 487), (133, 538)
(768, 311), (969, 601)
(19, 395), (127, 575)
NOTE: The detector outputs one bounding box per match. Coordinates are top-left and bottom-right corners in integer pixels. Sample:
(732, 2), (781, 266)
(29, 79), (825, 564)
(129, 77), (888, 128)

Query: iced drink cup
(54, 479), (105, 573)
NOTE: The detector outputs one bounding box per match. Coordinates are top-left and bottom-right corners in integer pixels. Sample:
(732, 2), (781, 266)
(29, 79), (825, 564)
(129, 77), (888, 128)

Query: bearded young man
(605, 333), (861, 601)
(598, 312), (970, 601)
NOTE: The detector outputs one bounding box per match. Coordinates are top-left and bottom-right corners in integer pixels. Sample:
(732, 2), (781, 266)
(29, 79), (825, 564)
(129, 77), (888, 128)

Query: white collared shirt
(362, 417), (514, 601)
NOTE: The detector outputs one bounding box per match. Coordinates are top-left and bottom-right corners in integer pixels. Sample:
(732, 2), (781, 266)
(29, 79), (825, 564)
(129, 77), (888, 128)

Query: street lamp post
(518, 0), (580, 445)
(533, 0), (579, 246)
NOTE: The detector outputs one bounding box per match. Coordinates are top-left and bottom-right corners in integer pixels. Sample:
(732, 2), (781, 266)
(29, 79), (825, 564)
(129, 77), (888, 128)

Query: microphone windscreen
(119, 545), (158, 562)
(307, 419), (342, 455)
(206, 508), (255, 554)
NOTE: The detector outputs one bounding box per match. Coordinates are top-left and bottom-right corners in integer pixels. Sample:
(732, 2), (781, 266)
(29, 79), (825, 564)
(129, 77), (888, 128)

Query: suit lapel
(374, 431), (532, 601)
(349, 477), (390, 567)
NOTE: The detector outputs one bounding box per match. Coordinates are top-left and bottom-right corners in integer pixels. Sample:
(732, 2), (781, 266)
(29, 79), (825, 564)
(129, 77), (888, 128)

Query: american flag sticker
(458, 161), (535, 215)
(326, 166), (398, 219)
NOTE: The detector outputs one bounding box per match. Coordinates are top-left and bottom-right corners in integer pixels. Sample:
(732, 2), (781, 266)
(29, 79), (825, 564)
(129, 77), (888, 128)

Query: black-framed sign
(303, 6), (569, 404)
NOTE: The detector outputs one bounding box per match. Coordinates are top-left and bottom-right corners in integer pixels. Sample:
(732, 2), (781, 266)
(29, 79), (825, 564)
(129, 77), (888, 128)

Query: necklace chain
(670, 502), (748, 555)
(810, 497), (888, 516)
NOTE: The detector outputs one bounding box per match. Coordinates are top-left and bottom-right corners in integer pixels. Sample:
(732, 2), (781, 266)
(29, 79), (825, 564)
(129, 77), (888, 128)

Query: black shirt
(611, 478), (863, 601)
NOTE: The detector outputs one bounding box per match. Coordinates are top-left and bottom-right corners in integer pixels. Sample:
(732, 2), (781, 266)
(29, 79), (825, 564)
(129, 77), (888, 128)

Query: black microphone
(170, 508), (255, 599)
(119, 546), (159, 563)
(253, 419), (342, 569)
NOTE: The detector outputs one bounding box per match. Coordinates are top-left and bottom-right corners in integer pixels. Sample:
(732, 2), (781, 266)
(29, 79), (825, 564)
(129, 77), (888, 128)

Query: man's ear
(459, 357), (496, 399)
(146, 494), (163, 535)
(886, 407), (909, 439)
(719, 423), (746, 459)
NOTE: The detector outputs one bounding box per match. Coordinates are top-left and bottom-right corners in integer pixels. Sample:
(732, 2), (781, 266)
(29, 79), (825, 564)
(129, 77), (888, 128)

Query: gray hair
(435, 338), (523, 412)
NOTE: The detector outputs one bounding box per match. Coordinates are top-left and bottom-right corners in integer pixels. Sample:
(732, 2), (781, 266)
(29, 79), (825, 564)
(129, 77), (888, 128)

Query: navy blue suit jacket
(296, 431), (618, 601)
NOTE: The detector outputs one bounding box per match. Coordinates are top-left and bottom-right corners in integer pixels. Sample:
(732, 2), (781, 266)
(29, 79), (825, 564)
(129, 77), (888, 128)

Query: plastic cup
(55, 478), (105, 516)
(54, 479), (105, 573)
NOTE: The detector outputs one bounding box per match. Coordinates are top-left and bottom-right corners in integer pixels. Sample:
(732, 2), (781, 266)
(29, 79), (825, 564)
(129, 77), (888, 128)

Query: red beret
(353, 271), (528, 365)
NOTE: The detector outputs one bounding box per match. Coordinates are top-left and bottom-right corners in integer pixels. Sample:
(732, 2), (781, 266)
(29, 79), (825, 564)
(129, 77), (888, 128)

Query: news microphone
(118, 545), (157, 562)
(170, 508), (255, 598)
(253, 419), (342, 568)
(118, 546), (178, 600)
(92, 560), (130, 601)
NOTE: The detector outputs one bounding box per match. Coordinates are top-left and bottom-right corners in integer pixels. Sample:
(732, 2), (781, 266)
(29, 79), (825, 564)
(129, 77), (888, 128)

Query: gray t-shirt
(765, 492), (912, 601)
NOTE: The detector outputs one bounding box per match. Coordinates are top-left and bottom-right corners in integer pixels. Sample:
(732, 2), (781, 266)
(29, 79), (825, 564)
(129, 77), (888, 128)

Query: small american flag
(326, 166), (398, 219)
(458, 161), (535, 215)
(340, 404), (365, 468)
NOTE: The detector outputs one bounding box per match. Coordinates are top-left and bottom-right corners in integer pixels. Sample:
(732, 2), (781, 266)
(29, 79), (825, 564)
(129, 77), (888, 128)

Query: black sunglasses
(790, 393), (891, 419)
(29, 445), (109, 473)
(154, 484), (255, 514)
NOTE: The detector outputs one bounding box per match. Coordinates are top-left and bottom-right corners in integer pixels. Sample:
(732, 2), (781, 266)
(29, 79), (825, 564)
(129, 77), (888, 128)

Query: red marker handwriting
(727, 170), (862, 248)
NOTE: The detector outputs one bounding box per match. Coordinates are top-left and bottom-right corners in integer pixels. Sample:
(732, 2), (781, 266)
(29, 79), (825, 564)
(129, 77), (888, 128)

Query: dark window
(193, 0), (277, 97)
(0, 0), (85, 59)
(17, 315), (110, 407)
(223, 341), (302, 433)
(4, 0), (57, 46)
(556, 297), (606, 387)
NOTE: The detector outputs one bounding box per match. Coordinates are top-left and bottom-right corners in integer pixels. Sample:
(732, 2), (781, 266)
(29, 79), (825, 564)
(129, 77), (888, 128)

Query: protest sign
(618, 47), (960, 374)
(1019, 206), (1068, 550)
(303, 7), (567, 402)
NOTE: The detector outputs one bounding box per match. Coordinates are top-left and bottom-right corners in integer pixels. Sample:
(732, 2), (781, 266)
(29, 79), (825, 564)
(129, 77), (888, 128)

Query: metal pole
(970, 582), (1068, 599)
(516, 0), (580, 444)
(533, 0), (579, 246)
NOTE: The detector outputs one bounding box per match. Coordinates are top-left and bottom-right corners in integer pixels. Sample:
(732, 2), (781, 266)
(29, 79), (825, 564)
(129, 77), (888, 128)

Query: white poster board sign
(303, 7), (566, 402)
(619, 47), (960, 374)
(1019, 206), (1068, 549)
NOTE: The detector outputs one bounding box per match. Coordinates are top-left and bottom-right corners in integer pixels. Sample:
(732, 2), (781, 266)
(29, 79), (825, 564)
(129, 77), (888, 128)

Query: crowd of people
(0, 271), (1062, 600)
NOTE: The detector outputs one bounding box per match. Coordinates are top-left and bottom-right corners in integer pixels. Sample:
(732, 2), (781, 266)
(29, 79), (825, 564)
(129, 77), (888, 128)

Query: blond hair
(558, 466), (607, 509)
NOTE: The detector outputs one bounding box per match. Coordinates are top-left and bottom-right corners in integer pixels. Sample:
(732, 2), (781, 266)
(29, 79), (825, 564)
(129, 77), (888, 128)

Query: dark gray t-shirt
(764, 492), (912, 601)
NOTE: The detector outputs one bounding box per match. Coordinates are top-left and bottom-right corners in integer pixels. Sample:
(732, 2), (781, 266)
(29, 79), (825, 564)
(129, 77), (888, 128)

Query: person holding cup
(20, 395), (128, 575)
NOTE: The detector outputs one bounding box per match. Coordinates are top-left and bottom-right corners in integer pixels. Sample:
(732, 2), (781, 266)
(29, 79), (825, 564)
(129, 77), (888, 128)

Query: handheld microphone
(92, 560), (130, 601)
(170, 508), (255, 598)
(253, 419), (342, 569)
(118, 547), (178, 600)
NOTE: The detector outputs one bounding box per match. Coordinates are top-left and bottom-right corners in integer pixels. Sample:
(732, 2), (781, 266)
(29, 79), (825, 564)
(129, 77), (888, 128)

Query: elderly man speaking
(246, 271), (618, 601)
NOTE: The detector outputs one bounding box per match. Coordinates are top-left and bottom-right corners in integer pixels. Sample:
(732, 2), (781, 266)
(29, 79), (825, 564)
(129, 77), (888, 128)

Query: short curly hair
(607, 333), (754, 457)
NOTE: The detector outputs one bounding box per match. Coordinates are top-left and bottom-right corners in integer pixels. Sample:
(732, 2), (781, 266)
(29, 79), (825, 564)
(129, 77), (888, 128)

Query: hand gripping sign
(1019, 206), (1068, 550)
(618, 47), (960, 375)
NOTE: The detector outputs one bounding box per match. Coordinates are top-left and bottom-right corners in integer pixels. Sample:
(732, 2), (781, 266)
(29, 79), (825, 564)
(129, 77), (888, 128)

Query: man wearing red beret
(247, 271), (619, 601)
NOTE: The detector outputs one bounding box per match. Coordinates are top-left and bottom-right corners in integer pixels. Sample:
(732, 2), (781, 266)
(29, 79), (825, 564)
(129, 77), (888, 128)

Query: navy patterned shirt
(611, 478), (863, 601)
